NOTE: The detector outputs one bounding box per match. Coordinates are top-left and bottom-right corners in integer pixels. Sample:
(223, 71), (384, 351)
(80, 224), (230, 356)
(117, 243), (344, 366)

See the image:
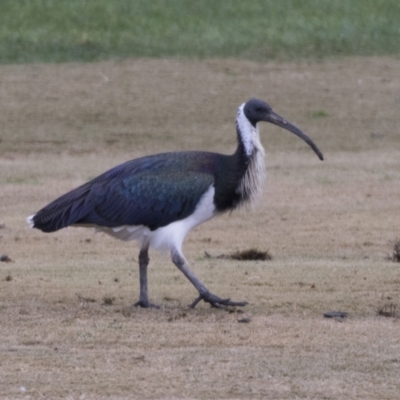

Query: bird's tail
(27, 184), (94, 233)
(26, 214), (36, 229)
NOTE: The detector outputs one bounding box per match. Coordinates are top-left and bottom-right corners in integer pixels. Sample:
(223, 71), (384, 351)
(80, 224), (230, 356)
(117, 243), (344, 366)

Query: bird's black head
(243, 99), (273, 127)
(243, 98), (324, 161)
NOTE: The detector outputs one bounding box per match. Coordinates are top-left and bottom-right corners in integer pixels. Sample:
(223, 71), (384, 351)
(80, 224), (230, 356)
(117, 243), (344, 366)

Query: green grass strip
(1, 0), (399, 64)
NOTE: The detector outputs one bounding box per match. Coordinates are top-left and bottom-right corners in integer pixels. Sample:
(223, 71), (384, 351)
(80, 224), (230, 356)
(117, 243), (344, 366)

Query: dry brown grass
(1, 57), (400, 399)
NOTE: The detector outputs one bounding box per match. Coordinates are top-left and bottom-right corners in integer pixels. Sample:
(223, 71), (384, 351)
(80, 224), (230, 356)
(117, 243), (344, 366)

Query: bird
(27, 99), (323, 309)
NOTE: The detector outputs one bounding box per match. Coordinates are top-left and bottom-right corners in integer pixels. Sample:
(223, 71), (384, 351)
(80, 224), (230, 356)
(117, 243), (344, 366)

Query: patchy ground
(1, 57), (400, 399)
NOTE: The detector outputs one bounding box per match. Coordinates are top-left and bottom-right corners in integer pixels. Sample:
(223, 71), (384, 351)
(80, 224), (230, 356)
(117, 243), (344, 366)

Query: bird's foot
(190, 292), (247, 309)
(133, 300), (160, 309)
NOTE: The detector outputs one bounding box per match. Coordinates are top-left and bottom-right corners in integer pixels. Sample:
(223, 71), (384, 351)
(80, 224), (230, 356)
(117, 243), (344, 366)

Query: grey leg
(171, 249), (247, 308)
(133, 245), (159, 308)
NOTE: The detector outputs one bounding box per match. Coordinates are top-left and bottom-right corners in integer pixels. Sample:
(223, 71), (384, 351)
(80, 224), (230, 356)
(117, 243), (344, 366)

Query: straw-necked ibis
(28, 99), (323, 308)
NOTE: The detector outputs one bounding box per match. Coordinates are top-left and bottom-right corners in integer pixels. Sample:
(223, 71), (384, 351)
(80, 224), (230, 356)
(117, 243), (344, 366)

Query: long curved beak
(264, 111), (324, 161)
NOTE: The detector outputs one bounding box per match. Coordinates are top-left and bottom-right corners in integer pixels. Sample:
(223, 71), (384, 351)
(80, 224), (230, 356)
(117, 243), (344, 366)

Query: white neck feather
(236, 104), (267, 206)
(236, 104), (265, 156)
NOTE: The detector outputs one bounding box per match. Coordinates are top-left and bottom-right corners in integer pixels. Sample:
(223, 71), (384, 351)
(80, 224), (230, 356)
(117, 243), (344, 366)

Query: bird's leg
(171, 249), (247, 309)
(133, 245), (159, 308)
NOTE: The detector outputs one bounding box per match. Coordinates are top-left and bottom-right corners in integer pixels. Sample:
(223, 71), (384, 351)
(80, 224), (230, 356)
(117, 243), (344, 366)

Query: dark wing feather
(31, 152), (216, 232)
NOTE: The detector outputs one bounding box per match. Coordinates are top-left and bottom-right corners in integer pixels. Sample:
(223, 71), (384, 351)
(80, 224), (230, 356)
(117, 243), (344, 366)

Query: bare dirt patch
(1, 57), (400, 399)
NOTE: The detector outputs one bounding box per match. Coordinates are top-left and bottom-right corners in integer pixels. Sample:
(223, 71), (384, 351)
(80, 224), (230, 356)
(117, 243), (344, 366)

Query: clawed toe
(133, 300), (160, 309)
(190, 292), (247, 308)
